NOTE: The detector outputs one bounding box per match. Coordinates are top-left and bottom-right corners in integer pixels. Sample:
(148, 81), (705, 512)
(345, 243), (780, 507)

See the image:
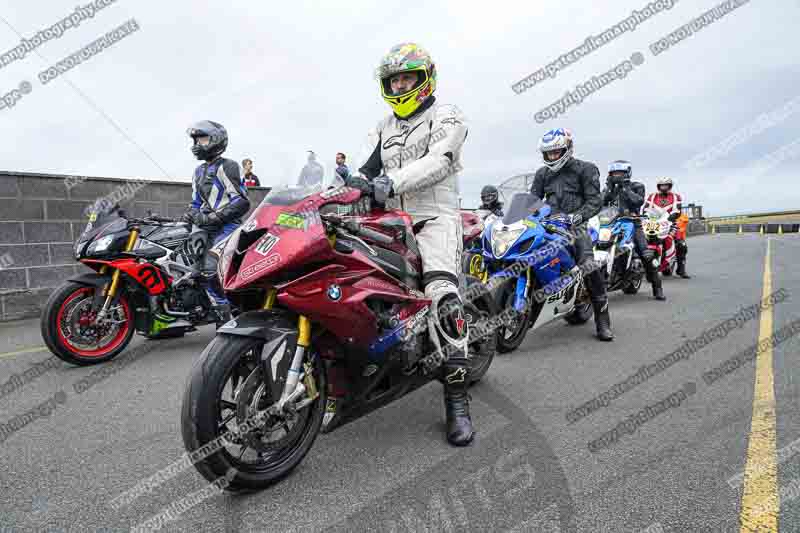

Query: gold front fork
(297, 315), (311, 347)
(103, 228), (139, 298)
(262, 288), (277, 310)
(97, 228), (138, 319)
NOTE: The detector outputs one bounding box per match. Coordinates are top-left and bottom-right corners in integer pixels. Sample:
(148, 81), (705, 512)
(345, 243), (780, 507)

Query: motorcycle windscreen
(597, 206), (618, 226)
(502, 193), (549, 225)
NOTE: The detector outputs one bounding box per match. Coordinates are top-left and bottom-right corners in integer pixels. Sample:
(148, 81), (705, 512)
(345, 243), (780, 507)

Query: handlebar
(128, 215), (184, 227)
(356, 225), (395, 245)
(321, 213), (396, 245)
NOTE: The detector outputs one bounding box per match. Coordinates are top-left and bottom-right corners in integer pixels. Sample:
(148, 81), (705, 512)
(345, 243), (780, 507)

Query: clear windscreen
(79, 198), (123, 241)
(259, 173), (345, 208)
(496, 173), (536, 206)
(644, 206), (667, 219)
(502, 193), (546, 225)
(598, 206), (618, 225)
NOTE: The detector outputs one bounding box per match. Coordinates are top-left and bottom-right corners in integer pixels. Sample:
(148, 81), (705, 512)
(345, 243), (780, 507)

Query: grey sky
(0, 0), (796, 215)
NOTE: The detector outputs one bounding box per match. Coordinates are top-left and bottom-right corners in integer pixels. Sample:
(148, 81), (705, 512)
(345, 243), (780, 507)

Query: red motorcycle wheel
(41, 282), (135, 366)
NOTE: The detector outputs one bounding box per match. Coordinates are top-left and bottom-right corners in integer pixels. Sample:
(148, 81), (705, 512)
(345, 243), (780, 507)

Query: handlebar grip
(357, 226), (395, 245)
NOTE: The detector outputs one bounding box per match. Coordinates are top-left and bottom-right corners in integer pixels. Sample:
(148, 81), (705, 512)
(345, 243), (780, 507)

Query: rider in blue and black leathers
(603, 160), (665, 301)
(181, 120), (250, 324)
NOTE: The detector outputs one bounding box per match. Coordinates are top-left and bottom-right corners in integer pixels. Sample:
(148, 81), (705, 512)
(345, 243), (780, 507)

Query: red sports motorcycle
(642, 205), (677, 275)
(181, 179), (497, 491)
(41, 199), (227, 366)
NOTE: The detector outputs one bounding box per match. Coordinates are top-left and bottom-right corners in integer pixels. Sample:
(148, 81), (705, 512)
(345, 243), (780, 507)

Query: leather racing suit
(603, 178), (664, 298)
(531, 157), (613, 339)
(185, 157), (250, 315)
(358, 94), (469, 360)
(643, 191), (689, 277)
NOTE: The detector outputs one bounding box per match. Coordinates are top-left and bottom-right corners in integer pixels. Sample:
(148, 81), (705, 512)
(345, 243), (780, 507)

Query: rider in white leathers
(356, 42), (474, 447)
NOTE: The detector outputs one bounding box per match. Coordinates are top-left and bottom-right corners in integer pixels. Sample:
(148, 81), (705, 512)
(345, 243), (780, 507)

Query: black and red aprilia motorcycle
(180, 179), (497, 491)
(40, 199), (231, 366)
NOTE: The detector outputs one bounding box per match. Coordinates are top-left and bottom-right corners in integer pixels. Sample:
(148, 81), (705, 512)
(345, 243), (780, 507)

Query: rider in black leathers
(530, 128), (613, 341)
(479, 185), (504, 218)
(603, 160), (665, 301)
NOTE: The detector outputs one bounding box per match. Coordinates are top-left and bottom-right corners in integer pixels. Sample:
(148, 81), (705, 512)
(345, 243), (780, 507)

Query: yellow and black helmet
(376, 42), (437, 118)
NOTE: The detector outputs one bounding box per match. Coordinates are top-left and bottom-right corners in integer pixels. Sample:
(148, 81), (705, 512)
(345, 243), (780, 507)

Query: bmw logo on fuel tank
(327, 284), (342, 301)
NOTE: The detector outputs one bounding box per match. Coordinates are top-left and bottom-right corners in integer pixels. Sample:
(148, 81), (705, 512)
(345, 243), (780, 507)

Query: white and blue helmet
(538, 128), (574, 172)
(608, 160), (632, 179)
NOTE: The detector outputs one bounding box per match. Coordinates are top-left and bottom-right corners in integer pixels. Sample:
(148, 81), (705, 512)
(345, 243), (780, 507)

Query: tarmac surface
(0, 233), (798, 532)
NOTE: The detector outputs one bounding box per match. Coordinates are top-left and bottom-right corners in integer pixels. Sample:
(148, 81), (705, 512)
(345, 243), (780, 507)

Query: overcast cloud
(0, 0), (797, 214)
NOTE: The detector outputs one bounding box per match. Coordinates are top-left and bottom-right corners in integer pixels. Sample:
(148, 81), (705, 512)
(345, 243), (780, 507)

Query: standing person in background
(298, 151), (325, 187)
(241, 159), (261, 188)
(335, 152), (351, 181)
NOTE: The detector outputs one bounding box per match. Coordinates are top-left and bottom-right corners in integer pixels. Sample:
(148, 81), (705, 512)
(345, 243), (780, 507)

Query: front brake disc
(234, 366), (306, 454)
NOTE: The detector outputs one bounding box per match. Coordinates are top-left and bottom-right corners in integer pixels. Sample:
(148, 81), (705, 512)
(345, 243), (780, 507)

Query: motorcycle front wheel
(41, 282), (135, 366)
(494, 281), (532, 354)
(181, 332), (326, 492)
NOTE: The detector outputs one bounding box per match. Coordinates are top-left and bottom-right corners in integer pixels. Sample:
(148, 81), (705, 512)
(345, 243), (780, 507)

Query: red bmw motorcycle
(181, 178), (497, 491)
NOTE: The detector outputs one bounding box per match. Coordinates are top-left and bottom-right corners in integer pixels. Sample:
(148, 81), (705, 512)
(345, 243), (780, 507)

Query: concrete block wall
(0, 171), (270, 322)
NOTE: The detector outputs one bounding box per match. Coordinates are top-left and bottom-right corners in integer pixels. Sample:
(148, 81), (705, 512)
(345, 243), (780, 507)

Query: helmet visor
(544, 148), (566, 162)
(380, 67), (429, 100)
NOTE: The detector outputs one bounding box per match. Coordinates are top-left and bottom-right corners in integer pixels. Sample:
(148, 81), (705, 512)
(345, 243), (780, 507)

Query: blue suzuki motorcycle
(591, 206), (644, 294)
(467, 193), (593, 353)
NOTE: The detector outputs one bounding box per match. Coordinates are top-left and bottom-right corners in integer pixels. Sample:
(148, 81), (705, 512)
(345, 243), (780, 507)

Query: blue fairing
(588, 225), (599, 244)
(607, 218), (635, 245)
(478, 194), (576, 300)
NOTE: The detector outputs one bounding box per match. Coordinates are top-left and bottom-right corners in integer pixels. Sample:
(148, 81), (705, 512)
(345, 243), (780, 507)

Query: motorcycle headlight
(598, 228), (613, 242)
(87, 235), (114, 254)
(491, 225), (525, 258)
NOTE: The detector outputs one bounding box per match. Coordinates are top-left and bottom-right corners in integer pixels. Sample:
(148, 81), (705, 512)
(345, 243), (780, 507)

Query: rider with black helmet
(479, 185), (504, 218)
(604, 160), (665, 301)
(181, 120), (250, 325)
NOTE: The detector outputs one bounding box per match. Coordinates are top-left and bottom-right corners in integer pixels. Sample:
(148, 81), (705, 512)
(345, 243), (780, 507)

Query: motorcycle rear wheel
(462, 276), (498, 383)
(181, 333), (326, 492)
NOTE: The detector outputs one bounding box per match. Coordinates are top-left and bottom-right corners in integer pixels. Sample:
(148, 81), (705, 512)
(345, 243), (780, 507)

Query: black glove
(668, 212), (680, 222)
(194, 211), (222, 227)
(372, 175), (394, 205)
(180, 210), (197, 224)
(344, 175), (372, 196)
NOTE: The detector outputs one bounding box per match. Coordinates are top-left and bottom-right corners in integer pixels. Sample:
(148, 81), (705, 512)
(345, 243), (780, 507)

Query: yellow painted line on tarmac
(0, 345), (48, 359)
(739, 238), (779, 532)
